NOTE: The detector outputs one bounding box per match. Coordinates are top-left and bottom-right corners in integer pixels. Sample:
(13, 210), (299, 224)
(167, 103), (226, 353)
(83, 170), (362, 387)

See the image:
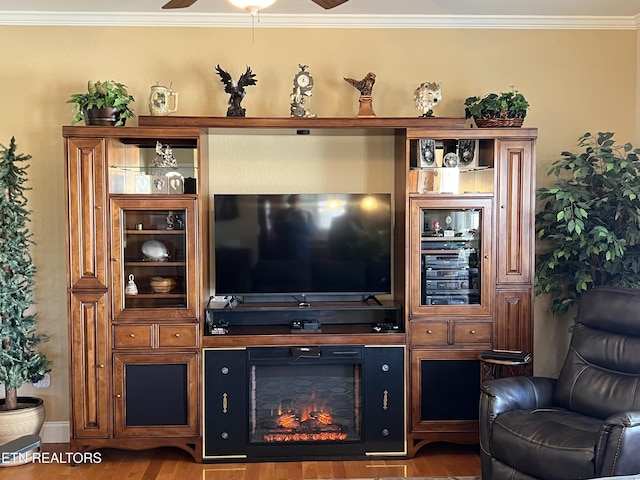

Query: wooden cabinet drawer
(158, 324), (199, 348)
(453, 321), (491, 344)
(411, 321), (449, 345)
(113, 325), (153, 348)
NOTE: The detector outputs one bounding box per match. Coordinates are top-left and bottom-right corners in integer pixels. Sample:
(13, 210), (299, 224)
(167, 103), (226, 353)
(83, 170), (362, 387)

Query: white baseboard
(40, 421), (70, 444)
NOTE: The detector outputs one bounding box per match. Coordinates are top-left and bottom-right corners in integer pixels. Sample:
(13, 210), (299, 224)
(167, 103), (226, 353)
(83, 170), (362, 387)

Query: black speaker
(183, 177), (197, 194)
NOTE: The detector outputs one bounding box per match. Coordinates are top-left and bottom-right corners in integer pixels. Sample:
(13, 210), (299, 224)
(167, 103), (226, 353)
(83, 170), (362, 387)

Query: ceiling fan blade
(162, 0), (199, 9)
(311, 0), (349, 9)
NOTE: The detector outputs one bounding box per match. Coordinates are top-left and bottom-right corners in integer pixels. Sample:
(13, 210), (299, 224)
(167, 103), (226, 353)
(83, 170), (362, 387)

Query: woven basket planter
(474, 117), (524, 128)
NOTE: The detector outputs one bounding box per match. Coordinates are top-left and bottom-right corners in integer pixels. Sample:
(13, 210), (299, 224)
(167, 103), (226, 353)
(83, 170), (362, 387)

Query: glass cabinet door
(111, 197), (198, 320)
(410, 197), (492, 316)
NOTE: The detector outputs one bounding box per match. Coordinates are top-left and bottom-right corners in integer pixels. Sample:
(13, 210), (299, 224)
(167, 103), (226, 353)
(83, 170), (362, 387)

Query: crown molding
(0, 11), (638, 30)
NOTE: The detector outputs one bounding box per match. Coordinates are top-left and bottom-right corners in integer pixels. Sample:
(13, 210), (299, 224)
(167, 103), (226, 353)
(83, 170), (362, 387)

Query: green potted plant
(67, 80), (135, 126)
(464, 87), (529, 127)
(0, 137), (51, 453)
(535, 131), (640, 315)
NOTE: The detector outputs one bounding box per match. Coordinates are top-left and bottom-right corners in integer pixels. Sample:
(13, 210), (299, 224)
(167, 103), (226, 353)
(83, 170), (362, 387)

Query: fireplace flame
(264, 393), (347, 442)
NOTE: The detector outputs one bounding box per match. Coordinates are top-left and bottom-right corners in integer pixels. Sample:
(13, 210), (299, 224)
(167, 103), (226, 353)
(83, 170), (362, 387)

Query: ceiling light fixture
(227, 0), (276, 16)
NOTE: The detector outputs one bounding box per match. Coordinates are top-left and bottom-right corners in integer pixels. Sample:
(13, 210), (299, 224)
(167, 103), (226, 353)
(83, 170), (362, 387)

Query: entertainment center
(63, 116), (536, 461)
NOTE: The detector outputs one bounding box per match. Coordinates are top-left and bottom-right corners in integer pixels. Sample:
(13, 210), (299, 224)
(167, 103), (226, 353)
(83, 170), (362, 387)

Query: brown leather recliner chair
(479, 286), (640, 480)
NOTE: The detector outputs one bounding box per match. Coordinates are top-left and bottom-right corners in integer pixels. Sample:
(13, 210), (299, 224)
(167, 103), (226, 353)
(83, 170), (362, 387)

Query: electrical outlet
(33, 372), (50, 388)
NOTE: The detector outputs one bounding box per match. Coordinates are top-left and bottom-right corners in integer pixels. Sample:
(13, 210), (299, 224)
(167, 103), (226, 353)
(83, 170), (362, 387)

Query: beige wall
(0, 25), (637, 423)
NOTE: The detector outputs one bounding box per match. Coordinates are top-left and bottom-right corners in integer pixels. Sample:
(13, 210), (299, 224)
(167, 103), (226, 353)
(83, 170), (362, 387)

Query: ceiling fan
(162, 0), (349, 10)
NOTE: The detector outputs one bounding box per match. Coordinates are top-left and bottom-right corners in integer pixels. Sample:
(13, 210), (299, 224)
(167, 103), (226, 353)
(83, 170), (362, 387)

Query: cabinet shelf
(422, 249), (475, 254)
(124, 261), (187, 267)
(126, 230), (185, 235)
(125, 293), (187, 299)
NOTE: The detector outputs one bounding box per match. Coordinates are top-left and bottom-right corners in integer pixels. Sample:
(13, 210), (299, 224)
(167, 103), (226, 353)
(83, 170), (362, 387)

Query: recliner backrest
(554, 286), (640, 418)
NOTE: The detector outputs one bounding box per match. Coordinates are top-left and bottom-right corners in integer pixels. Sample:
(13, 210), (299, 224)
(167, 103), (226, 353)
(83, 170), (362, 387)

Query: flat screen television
(214, 193), (392, 297)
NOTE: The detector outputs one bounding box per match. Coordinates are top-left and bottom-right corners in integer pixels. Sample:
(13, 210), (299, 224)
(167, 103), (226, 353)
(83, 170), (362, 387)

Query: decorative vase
(0, 397), (45, 466)
(83, 107), (124, 126)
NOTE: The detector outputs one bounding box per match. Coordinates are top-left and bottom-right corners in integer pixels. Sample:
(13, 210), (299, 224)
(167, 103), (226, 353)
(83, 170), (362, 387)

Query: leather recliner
(479, 285), (640, 480)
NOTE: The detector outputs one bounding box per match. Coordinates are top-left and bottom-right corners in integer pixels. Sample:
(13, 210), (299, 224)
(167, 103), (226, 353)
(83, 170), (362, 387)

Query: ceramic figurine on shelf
(125, 274), (138, 295)
(154, 141), (177, 168)
(215, 64), (257, 117)
(414, 81), (442, 117)
(343, 72), (376, 118)
(290, 64), (317, 118)
(149, 82), (179, 116)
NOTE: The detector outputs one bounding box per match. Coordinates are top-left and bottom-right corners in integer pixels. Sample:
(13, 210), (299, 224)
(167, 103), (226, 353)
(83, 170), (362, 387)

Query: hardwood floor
(0, 442), (480, 479)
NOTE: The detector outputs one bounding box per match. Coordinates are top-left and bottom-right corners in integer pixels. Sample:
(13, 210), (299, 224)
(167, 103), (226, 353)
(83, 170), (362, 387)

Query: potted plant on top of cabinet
(464, 87), (529, 127)
(67, 80), (135, 126)
(535, 131), (640, 315)
(0, 137), (51, 452)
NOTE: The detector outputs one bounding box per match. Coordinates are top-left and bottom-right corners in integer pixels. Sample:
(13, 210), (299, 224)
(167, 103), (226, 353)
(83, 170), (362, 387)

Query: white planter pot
(0, 397), (45, 466)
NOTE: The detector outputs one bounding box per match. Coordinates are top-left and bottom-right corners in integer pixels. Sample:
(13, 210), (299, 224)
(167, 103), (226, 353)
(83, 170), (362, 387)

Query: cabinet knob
(98, 364), (105, 368)
(130, 334), (135, 338)
(381, 364), (390, 372)
(381, 428), (390, 437)
(426, 330), (433, 334)
(470, 330), (476, 334)
(175, 333), (180, 337)
(221, 367), (229, 375)
(501, 204), (506, 209)
(116, 394), (121, 398)
(95, 205), (102, 210)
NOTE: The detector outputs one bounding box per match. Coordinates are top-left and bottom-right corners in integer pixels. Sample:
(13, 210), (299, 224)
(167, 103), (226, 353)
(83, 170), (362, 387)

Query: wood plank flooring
(0, 442), (480, 479)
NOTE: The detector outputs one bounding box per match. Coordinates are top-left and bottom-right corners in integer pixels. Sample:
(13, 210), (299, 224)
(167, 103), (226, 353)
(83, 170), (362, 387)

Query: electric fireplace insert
(203, 345), (405, 461)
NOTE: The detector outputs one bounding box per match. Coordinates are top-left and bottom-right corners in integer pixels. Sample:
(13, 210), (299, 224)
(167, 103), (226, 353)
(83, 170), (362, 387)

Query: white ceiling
(1, 0), (639, 29)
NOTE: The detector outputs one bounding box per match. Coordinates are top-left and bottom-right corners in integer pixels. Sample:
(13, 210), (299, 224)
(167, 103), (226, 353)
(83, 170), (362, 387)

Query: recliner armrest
(479, 376), (558, 466)
(597, 410), (640, 476)
(480, 376), (557, 416)
(604, 410), (640, 427)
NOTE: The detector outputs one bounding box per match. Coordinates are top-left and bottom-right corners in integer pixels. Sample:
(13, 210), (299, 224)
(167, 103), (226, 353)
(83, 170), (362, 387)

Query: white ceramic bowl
(141, 240), (169, 261)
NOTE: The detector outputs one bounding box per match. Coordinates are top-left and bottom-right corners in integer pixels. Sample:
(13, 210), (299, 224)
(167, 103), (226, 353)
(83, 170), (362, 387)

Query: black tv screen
(214, 193), (392, 297)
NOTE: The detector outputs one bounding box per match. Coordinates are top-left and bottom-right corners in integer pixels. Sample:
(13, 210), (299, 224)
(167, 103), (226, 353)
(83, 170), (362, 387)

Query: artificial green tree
(0, 137), (51, 411)
(535, 132), (640, 315)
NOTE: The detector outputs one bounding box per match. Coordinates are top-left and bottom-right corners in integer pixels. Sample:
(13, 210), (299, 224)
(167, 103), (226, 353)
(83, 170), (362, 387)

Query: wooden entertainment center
(63, 116), (536, 461)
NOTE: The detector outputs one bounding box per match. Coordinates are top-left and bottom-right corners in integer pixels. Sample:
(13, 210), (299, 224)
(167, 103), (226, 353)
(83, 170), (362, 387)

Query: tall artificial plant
(0, 137), (51, 411)
(535, 132), (640, 315)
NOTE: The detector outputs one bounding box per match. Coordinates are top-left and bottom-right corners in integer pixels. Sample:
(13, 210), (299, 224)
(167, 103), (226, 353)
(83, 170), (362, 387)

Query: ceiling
(0, 0), (639, 29)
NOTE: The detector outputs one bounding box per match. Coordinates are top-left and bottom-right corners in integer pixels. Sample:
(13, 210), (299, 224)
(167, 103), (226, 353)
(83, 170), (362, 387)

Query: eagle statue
(215, 64), (257, 117)
(343, 72), (376, 96)
(343, 72), (377, 118)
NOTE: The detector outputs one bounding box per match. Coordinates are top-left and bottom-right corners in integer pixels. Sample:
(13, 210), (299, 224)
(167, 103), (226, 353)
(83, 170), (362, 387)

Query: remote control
(372, 322), (400, 333)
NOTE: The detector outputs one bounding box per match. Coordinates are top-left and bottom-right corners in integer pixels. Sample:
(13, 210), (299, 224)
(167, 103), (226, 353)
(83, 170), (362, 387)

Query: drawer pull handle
(223, 393), (228, 413)
(175, 333), (180, 337)
(382, 390), (389, 410)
